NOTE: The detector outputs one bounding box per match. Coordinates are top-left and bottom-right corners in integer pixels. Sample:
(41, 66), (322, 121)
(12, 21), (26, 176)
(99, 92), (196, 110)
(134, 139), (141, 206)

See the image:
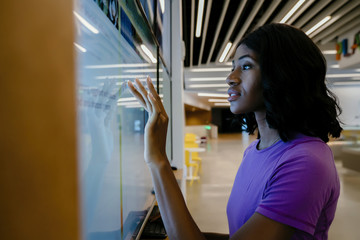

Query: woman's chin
(229, 105), (242, 115)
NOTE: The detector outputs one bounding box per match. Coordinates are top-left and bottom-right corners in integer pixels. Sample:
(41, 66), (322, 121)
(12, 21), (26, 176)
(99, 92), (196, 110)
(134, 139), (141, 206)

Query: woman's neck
(255, 111), (280, 150)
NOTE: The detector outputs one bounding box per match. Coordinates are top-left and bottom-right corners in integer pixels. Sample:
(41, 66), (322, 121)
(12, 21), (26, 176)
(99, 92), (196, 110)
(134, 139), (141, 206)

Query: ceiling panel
(181, 0), (360, 107)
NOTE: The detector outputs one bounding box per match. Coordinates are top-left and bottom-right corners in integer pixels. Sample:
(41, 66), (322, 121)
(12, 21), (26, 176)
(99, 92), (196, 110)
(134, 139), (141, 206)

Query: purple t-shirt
(227, 134), (340, 239)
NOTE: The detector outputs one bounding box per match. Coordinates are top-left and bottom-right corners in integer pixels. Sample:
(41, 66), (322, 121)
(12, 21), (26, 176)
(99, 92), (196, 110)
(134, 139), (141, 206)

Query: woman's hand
(127, 77), (169, 166)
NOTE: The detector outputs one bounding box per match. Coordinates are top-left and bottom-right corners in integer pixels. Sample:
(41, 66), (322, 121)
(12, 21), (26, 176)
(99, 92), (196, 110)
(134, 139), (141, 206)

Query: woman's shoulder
(285, 133), (331, 153)
(280, 133), (334, 168)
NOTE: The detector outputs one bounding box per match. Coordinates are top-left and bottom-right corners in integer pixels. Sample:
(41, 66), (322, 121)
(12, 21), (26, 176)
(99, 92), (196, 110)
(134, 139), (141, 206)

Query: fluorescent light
(141, 44), (157, 63)
(330, 64), (339, 68)
(188, 77), (224, 81)
(74, 43), (87, 52)
(125, 105), (143, 108)
(322, 50), (337, 54)
(216, 88), (228, 92)
(188, 84), (228, 88)
(306, 16), (331, 35)
(85, 63), (151, 69)
(198, 93), (229, 97)
(118, 97), (136, 102)
(280, 0), (305, 23)
(73, 11), (99, 34)
(189, 67), (231, 72)
(195, 0), (205, 37)
(219, 42), (232, 63)
(159, 0), (165, 14)
(327, 73), (360, 78)
(117, 101), (140, 106)
(208, 99), (228, 102)
(214, 102), (230, 106)
(332, 81), (360, 86)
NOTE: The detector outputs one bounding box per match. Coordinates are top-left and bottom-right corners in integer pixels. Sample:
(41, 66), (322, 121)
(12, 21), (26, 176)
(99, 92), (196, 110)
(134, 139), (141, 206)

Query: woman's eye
(241, 64), (251, 70)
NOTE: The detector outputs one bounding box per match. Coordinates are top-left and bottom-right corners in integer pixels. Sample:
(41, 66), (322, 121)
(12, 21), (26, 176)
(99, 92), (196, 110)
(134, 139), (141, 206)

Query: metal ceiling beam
(205, 0), (230, 64)
(197, 0), (212, 66)
(309, 1), (360, 38)
(190, 0), (195, 67)
(302, 0), (349, 34)
(294, 0), (332, 28)
(224, 0), (265, 62)
(286, 0), (315, 25)
(313, 6), (360, 43)
(321, 16), (360, 44)
(271, 0), (301, 23)
(252, 0), (281, 30)
(215, 0), (247, 63)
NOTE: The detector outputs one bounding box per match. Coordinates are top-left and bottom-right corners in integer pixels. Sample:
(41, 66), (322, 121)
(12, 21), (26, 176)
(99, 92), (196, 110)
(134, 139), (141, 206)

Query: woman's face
(226, 44), (265, 114)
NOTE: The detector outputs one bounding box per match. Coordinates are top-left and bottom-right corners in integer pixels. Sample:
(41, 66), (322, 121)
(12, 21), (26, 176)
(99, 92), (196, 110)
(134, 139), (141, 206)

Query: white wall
(331, 85), (360, 127)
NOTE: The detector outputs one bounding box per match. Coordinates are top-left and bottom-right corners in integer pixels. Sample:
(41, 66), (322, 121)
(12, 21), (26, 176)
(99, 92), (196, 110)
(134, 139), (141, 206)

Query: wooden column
(0, 1), (80, 239)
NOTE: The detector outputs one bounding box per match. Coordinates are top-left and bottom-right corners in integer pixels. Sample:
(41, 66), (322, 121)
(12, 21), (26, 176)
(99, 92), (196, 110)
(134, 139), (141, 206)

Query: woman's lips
(228, 91), (241, 102)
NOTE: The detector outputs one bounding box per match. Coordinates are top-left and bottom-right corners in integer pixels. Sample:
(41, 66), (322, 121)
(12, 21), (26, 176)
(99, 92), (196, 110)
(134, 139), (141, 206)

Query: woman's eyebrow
(237, 54), (252, 61)
(232, 54), (252, 65)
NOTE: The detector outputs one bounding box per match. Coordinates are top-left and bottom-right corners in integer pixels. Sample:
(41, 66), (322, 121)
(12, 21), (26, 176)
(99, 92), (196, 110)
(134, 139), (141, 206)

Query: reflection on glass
(139, 0), (155, 26)
(155, 0), (164, 51)
(74, 0), (158, 239)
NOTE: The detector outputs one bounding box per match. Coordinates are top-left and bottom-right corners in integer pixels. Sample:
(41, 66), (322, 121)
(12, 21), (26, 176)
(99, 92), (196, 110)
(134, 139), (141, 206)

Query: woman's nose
(226, 71), (240, 86)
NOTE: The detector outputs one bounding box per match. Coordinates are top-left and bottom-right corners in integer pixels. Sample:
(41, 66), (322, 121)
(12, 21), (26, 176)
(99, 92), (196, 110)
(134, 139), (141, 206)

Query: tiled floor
(185, 133), (360, 239)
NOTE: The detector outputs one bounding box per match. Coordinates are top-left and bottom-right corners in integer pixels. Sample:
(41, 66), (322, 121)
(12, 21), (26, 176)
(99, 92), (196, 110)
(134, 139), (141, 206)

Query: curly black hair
(234, 23), (342, 143)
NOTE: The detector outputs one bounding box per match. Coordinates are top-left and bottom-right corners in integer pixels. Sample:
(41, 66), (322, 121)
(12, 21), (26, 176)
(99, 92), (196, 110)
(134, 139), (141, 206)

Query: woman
(127, 23), (342, 240)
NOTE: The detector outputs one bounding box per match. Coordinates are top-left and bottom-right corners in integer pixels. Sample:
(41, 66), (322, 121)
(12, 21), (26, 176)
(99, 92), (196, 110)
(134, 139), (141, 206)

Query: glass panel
(74, 0), (158, 239)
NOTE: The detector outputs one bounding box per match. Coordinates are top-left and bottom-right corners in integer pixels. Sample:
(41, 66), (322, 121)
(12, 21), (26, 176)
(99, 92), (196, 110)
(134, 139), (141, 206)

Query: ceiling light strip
(219, 42), (232, 63)
(293, 0), (331, 28)
(195, 0), (205, 37)
(159, 0), (165, 14)
(198, 93), (229, 97)
(214, 103), (230, 106)
(326, 73), (360, 78)
(208, 99), (228, 102)
(306, 16), (331, 35)
(216, 0), (247, 62)
(206, 0), (230, 64)
(74, 43), (87, 52)
(198, 0), (213, 65)
(286, 0), (314, 25)
(190, 0), (195, 66)
(322, 50), (337, 55)
(73, 11), (99, 34)
(280, 0), (305, 23)
(140, 44), (157, 63)
(224, 0), (265, 62)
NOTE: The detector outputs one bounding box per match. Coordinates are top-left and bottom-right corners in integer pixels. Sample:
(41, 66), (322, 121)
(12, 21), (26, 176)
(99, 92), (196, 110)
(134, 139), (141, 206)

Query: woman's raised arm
(127, 77), (206, 240)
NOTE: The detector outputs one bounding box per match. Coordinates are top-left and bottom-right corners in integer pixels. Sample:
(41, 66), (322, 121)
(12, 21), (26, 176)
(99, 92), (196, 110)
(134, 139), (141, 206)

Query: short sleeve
(255, 149), (334, 235)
